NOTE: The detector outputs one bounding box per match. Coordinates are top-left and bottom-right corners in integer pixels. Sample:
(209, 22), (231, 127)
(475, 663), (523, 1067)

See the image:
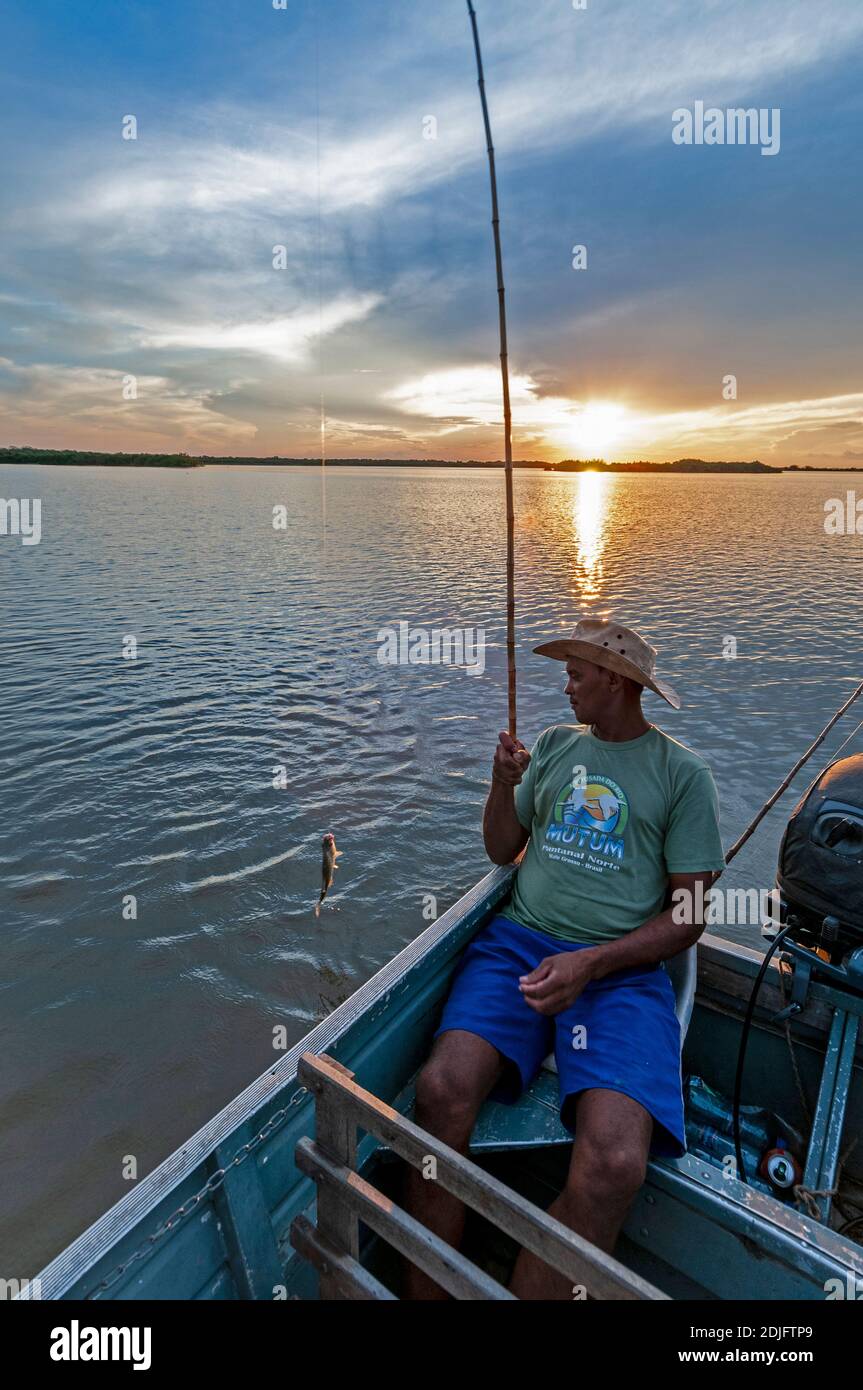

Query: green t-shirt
(504, 723), (726, 945)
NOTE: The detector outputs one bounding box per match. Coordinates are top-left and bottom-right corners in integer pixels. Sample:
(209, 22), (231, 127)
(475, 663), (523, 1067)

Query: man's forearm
(578, 871), (719, 980)
(483, 777), (529, 864)
(580, 907), (701, 981)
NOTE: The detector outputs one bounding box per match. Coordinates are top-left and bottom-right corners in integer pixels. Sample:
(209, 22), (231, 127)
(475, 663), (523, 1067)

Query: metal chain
(88, 1086), (308, 1298)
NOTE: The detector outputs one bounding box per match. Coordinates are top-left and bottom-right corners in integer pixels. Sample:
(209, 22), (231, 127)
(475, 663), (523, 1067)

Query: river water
(2, 462), (861, 1274)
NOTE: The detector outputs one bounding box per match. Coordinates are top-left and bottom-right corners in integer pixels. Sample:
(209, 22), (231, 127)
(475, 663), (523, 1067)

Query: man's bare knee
(569, 1135), (648, 1202)
(565, 1090), (651, 1204)
(415, 1032), (502, 1142)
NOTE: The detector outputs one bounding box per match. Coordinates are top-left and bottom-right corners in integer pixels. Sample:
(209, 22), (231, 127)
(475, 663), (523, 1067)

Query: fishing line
(826, 712), (863, 763)
(724, 678), (863, 864)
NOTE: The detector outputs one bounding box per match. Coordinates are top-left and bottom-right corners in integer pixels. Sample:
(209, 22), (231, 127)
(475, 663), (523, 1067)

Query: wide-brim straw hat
(533, 617), (681, 709)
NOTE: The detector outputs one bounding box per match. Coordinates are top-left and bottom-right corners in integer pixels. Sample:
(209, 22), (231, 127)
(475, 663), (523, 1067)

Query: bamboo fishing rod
(725, 678), (863, 865)
(466, 0), (517, 739)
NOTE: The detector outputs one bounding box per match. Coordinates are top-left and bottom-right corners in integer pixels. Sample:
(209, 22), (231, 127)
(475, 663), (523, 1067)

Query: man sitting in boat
(405, 617), (725, 1299)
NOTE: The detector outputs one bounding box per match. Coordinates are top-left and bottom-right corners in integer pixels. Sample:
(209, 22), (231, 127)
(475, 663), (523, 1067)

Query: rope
(793, 1140), (859, 1224)
(793, 1184), (838, 1222)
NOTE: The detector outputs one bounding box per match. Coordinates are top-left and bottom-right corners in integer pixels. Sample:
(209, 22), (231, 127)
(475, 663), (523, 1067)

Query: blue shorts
(434, 913), (686, 1158)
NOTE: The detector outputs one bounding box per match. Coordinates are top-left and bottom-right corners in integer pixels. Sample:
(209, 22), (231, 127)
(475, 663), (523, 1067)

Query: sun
(569, 403), (627, 459)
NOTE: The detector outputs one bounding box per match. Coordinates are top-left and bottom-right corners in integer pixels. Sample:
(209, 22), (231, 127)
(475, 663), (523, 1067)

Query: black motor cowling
(776, 753), (863, 957)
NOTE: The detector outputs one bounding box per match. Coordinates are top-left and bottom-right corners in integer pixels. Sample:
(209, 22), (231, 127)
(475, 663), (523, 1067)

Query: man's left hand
(519, 950), (598, 1015)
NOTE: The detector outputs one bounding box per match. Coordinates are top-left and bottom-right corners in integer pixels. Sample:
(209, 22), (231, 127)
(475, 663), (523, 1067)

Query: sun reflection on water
(571, 471), (610, 598)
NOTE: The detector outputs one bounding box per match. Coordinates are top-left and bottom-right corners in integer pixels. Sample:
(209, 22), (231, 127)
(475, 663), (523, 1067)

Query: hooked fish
(315, 833), (341, 917)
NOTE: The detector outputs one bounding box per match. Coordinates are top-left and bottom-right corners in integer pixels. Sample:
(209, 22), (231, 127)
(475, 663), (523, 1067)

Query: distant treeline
(0, 446), (545, 468)
(2, 447), (858, 473)
(0, 446), (203, 468)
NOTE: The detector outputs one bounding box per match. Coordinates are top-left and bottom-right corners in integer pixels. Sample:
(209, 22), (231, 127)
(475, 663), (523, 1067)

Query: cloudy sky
(1, 0), (861, 465)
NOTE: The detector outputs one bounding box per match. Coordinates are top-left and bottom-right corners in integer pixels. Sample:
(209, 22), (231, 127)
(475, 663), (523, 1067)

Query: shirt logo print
(545, 774), (629, 861)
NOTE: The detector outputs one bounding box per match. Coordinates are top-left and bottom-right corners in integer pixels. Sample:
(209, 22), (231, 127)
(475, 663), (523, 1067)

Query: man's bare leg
(402, 1029), (504, 1300)
(509, 1088), (653, 1301)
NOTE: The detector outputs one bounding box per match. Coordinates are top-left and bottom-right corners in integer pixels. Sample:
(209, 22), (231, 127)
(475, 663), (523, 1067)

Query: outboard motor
(773, 753), (863, 967)
(738, 752), (863, 1197)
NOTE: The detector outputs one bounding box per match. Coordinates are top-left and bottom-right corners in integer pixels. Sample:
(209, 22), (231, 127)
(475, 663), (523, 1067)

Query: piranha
(315, 833), (341, 916)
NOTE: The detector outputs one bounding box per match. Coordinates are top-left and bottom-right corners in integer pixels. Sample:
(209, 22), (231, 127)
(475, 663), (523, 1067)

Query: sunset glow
(565, 404), (629, 460)
(1, 1), (861, 466)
